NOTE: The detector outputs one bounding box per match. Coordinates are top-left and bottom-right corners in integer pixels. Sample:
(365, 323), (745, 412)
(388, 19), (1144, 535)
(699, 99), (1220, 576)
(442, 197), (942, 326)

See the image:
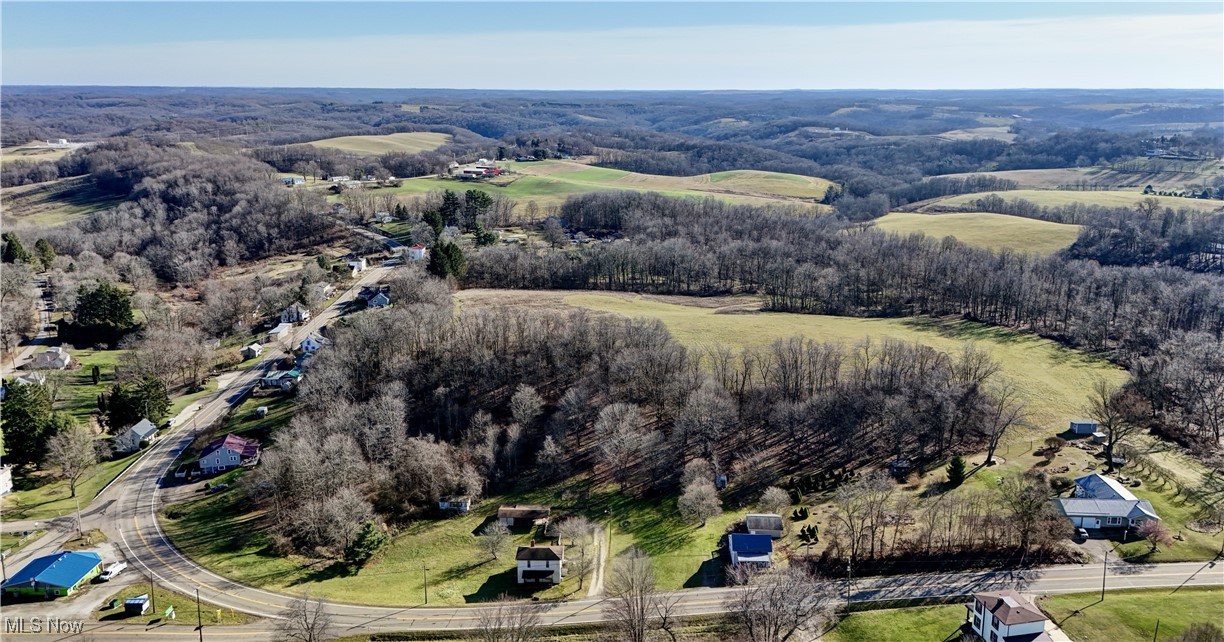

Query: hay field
(0, 177), (123, 227)
(0, 142), (78, 165)
(934, 126), (1017, 142)
(305, 132), (452, 155)
(381, 160), (833, 210)
(873, 211), (1082, 254)
(925, 189), (1222, 213)
(456, 290), (1125, 434)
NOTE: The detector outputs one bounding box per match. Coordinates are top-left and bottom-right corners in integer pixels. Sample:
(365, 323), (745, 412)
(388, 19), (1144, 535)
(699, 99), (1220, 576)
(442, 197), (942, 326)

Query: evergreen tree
(423, 208), (445, 236)
(473, 224), (498, 247)
(0, 382), (54, 467)
(344, 520), (388, 570)
(946, 455), (967, 487)
(442, 242), (467, 279)
(427, 242), (450, 278)
(316, 255), (332, 271)
(91, 365), (101, 385)
(2, 233), (31, 264)
(439, 190), (461, 227)
(34, 238), (56, 267)
(74, 282), (136, 332)
(105, 376), (171, 429)
(462, 189), (494, 230)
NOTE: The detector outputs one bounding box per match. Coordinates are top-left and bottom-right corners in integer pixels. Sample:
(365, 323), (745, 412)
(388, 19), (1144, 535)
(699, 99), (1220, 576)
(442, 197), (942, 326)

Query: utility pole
(149, 574), (157, 612)
(1100, 550), (1108, 602)
(846, 558), (853, 606)
(74, 493), (83, 538)
(423, 562), (430, 604)
(196, 587), (204, 642)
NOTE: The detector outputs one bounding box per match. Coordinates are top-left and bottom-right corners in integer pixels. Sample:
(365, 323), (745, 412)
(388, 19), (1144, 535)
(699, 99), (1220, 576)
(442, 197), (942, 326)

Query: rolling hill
(305, 132), (453, 155)
(873, 211), (1082, 255)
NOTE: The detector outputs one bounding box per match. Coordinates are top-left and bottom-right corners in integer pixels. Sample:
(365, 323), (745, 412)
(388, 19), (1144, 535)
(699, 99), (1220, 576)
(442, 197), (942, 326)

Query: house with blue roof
(727, 533), (773, 567)
(2, 551), (103, 598)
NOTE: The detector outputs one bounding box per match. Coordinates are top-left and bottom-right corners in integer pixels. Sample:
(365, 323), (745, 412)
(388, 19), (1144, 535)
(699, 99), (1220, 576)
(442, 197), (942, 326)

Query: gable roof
(201, 433), (260, 459)
(515, 546), (563, 561)
(728, 533), (773, 555)
(1074, 474), (1136, 501)
(745, 513), (784, 531)
(1, 551), (102, 590)
(126, 419), (158, 440)
(1055, 498), (1159, 521)
(974, 590), (1047, 626)
(499, 505), (551, 520)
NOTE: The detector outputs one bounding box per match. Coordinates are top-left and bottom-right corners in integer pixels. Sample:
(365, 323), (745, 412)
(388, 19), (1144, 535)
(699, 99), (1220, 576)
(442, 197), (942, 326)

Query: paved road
(1, 276), (55, 378)
(3, 260), (1222, 640)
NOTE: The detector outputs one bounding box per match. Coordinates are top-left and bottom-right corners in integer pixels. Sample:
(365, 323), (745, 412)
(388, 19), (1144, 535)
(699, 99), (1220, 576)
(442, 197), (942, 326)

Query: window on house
(230, 455), (237, 462)
(974, 616), (982, 631)
(1107, 516), (1123, 526)
(975, 601), (983, 613)
(990, 632), (999, 642)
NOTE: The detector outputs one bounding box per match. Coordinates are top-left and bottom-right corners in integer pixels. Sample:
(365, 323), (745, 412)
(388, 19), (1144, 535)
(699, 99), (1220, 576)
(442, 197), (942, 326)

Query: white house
(515, 545), (564, 584)
(30, 347), (71, 370)
(407, 244), (428, 261)
(438, 496), (471, 513)
(280, 303), (311, 324)
(1053, 473), (1159, 532)
(13, 372), (47, 387)
(260, 368), (303, 391)
(966, 590), (1054, 642)
(298, 333), (329, 353)
(241, 343), (264, 360)
(373, 212), (394, 224)
(0, 466), (12, 496)
(198, 434), (261, 475)
(1068, 419), (1099, 435)
(745, 513), (785, 539)
(267, 323), (293, 344)
(281, 177), (305, 186)
(347, 258), (367, 276)
(728, 533), (772, 567)
(114, 419), (158, 454)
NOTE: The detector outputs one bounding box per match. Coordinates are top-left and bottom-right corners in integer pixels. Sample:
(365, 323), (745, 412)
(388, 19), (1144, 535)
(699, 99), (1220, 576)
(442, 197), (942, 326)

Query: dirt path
(586, 525), (611, 598)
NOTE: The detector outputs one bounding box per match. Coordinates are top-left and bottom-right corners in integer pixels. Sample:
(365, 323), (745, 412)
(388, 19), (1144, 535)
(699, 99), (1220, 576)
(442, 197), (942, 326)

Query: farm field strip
(873, 211), (1082, 255)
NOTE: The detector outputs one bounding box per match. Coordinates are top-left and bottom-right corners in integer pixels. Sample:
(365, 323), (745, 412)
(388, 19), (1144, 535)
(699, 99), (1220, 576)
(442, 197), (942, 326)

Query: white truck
(99, 561), (127, 581)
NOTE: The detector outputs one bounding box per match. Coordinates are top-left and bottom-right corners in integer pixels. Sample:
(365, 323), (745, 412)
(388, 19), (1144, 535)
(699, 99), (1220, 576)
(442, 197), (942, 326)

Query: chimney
(529, 539), (536, 547)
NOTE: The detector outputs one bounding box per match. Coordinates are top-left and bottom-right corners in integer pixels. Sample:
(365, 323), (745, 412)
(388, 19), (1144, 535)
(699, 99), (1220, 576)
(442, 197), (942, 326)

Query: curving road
(4, 263), (1224, 640)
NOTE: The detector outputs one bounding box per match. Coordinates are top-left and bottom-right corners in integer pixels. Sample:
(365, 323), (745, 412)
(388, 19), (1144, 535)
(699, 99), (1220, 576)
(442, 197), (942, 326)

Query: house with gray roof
(1053, 473), (1159, 533)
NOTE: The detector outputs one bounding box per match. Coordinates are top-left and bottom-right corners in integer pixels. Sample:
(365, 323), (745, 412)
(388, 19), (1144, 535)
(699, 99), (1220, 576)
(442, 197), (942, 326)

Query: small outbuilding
(744, 513), (785, 539)
(267, 323), (293, 344)
(438, 496), (471, 513)
(125, 594), (151, 615)
(241, 343), (264, 360)
(1069, 419), (1099, 435)
(498, 505), (551, 528)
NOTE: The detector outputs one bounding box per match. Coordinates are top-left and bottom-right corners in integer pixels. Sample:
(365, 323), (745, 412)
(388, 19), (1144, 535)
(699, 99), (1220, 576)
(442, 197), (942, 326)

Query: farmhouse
(199, 434), (261, 475)
(280, 303), (311, 324)
(1068, 419), (1099, 436)
(114, 418), (158, 454)
(267, 323), (293, 343)
(299, 333), (329, 353)
(241, 343), (264, 360)
(1053, 473), (1159, 533)
(2, 551), (103, 599)
(744, 513), (785, 539)
(407, 244), (428, 261)
(348, 258), (368, 276)
(515, 545), (564, 584)
(728, 533), (773, 567)
(438, 496), (471, 513)
(966, 590), (1054, 642)
(498, 504), (551, 528)
(30, 346), (71, 370)
(261, 368), (303, 391)
(281, 177), (305, 186)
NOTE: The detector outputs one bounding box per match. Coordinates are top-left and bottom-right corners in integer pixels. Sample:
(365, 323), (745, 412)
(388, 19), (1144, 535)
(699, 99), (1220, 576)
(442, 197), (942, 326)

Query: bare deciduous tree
(725, 564), (838, 642)
(759, 486), (791, 516)
(979, 382), (1027, 466)
(44, 422), (97, 497)
(605, 547), (674, 642)
(470, 595), (544, 642)
(276, 595), (333, 642)
(1088, 380), (1149, 472)
(677, 480), (721, 527)
(479, 521), (512, 560)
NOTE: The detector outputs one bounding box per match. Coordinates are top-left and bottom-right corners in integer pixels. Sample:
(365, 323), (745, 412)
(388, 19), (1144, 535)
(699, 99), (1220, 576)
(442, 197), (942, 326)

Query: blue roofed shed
(728, 533), (773, 567)
(2, 551), (103, 598)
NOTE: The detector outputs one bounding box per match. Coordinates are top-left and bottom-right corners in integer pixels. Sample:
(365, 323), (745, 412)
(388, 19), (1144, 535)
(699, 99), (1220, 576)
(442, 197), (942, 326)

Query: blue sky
(2, 2), (1221, 88)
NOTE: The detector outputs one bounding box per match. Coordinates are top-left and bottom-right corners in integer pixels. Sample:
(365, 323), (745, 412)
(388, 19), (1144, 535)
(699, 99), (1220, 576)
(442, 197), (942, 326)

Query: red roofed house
(199, 434), (262, 475)
(966, 590), (1055, 642)
(407, 245), (428, 261)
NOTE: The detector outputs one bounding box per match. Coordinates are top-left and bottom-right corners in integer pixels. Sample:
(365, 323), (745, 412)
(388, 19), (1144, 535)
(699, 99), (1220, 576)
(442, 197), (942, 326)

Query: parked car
(99, 562), (127, 581)
(1075, 528), (1089, 541)
(207, 483), (230, 494)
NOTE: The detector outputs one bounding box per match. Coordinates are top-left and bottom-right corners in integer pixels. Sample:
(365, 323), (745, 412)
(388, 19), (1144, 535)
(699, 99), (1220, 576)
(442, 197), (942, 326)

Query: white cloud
(4, 13), (1220, 88)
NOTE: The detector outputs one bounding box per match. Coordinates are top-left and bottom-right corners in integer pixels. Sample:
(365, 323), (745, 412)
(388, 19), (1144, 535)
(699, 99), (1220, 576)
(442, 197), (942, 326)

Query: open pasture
(305, 132), (452, 155)
(923, 189), (1222, 213)
(873, 211), (1082, 255)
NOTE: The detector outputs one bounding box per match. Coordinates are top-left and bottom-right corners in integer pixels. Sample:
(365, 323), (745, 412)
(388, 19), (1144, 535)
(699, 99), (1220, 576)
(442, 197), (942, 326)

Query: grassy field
(0, 529), (45, 555)
(58, 347), (124, 421)
(1039, 588), (1224, 642)
(826, 604), (967, 642)
(0, 143), (78, 165)
(305, 132), (452, 156)
(372, 160), (834, 210)
(925, 189), (1223, 213)
(873, 211), (1082, 255)
(0, 177), (124, 227)
(1, 452), (139, 521)
(457, 290), (1126, 434)
(97, 584), (254, 626)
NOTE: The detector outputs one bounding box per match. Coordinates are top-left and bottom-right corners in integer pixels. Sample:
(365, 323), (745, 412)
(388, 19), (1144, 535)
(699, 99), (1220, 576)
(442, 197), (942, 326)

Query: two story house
(515, 545), (563, 584)
(966, 590), (1054, 642)
(198, 434), (261, 475)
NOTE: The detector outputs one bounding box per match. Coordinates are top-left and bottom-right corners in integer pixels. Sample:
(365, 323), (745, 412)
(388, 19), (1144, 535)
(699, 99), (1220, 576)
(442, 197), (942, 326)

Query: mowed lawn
(826, 605), (968, 642)
(1039, 588), (1224, 642)
(373, 161), (834, 210)
(928, 189), (1223, 213)
(873, 211), (1082, 255)
(98, 584), (254, 626)
(2, 452), (139, 521)
(305, 132), (452, 155)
